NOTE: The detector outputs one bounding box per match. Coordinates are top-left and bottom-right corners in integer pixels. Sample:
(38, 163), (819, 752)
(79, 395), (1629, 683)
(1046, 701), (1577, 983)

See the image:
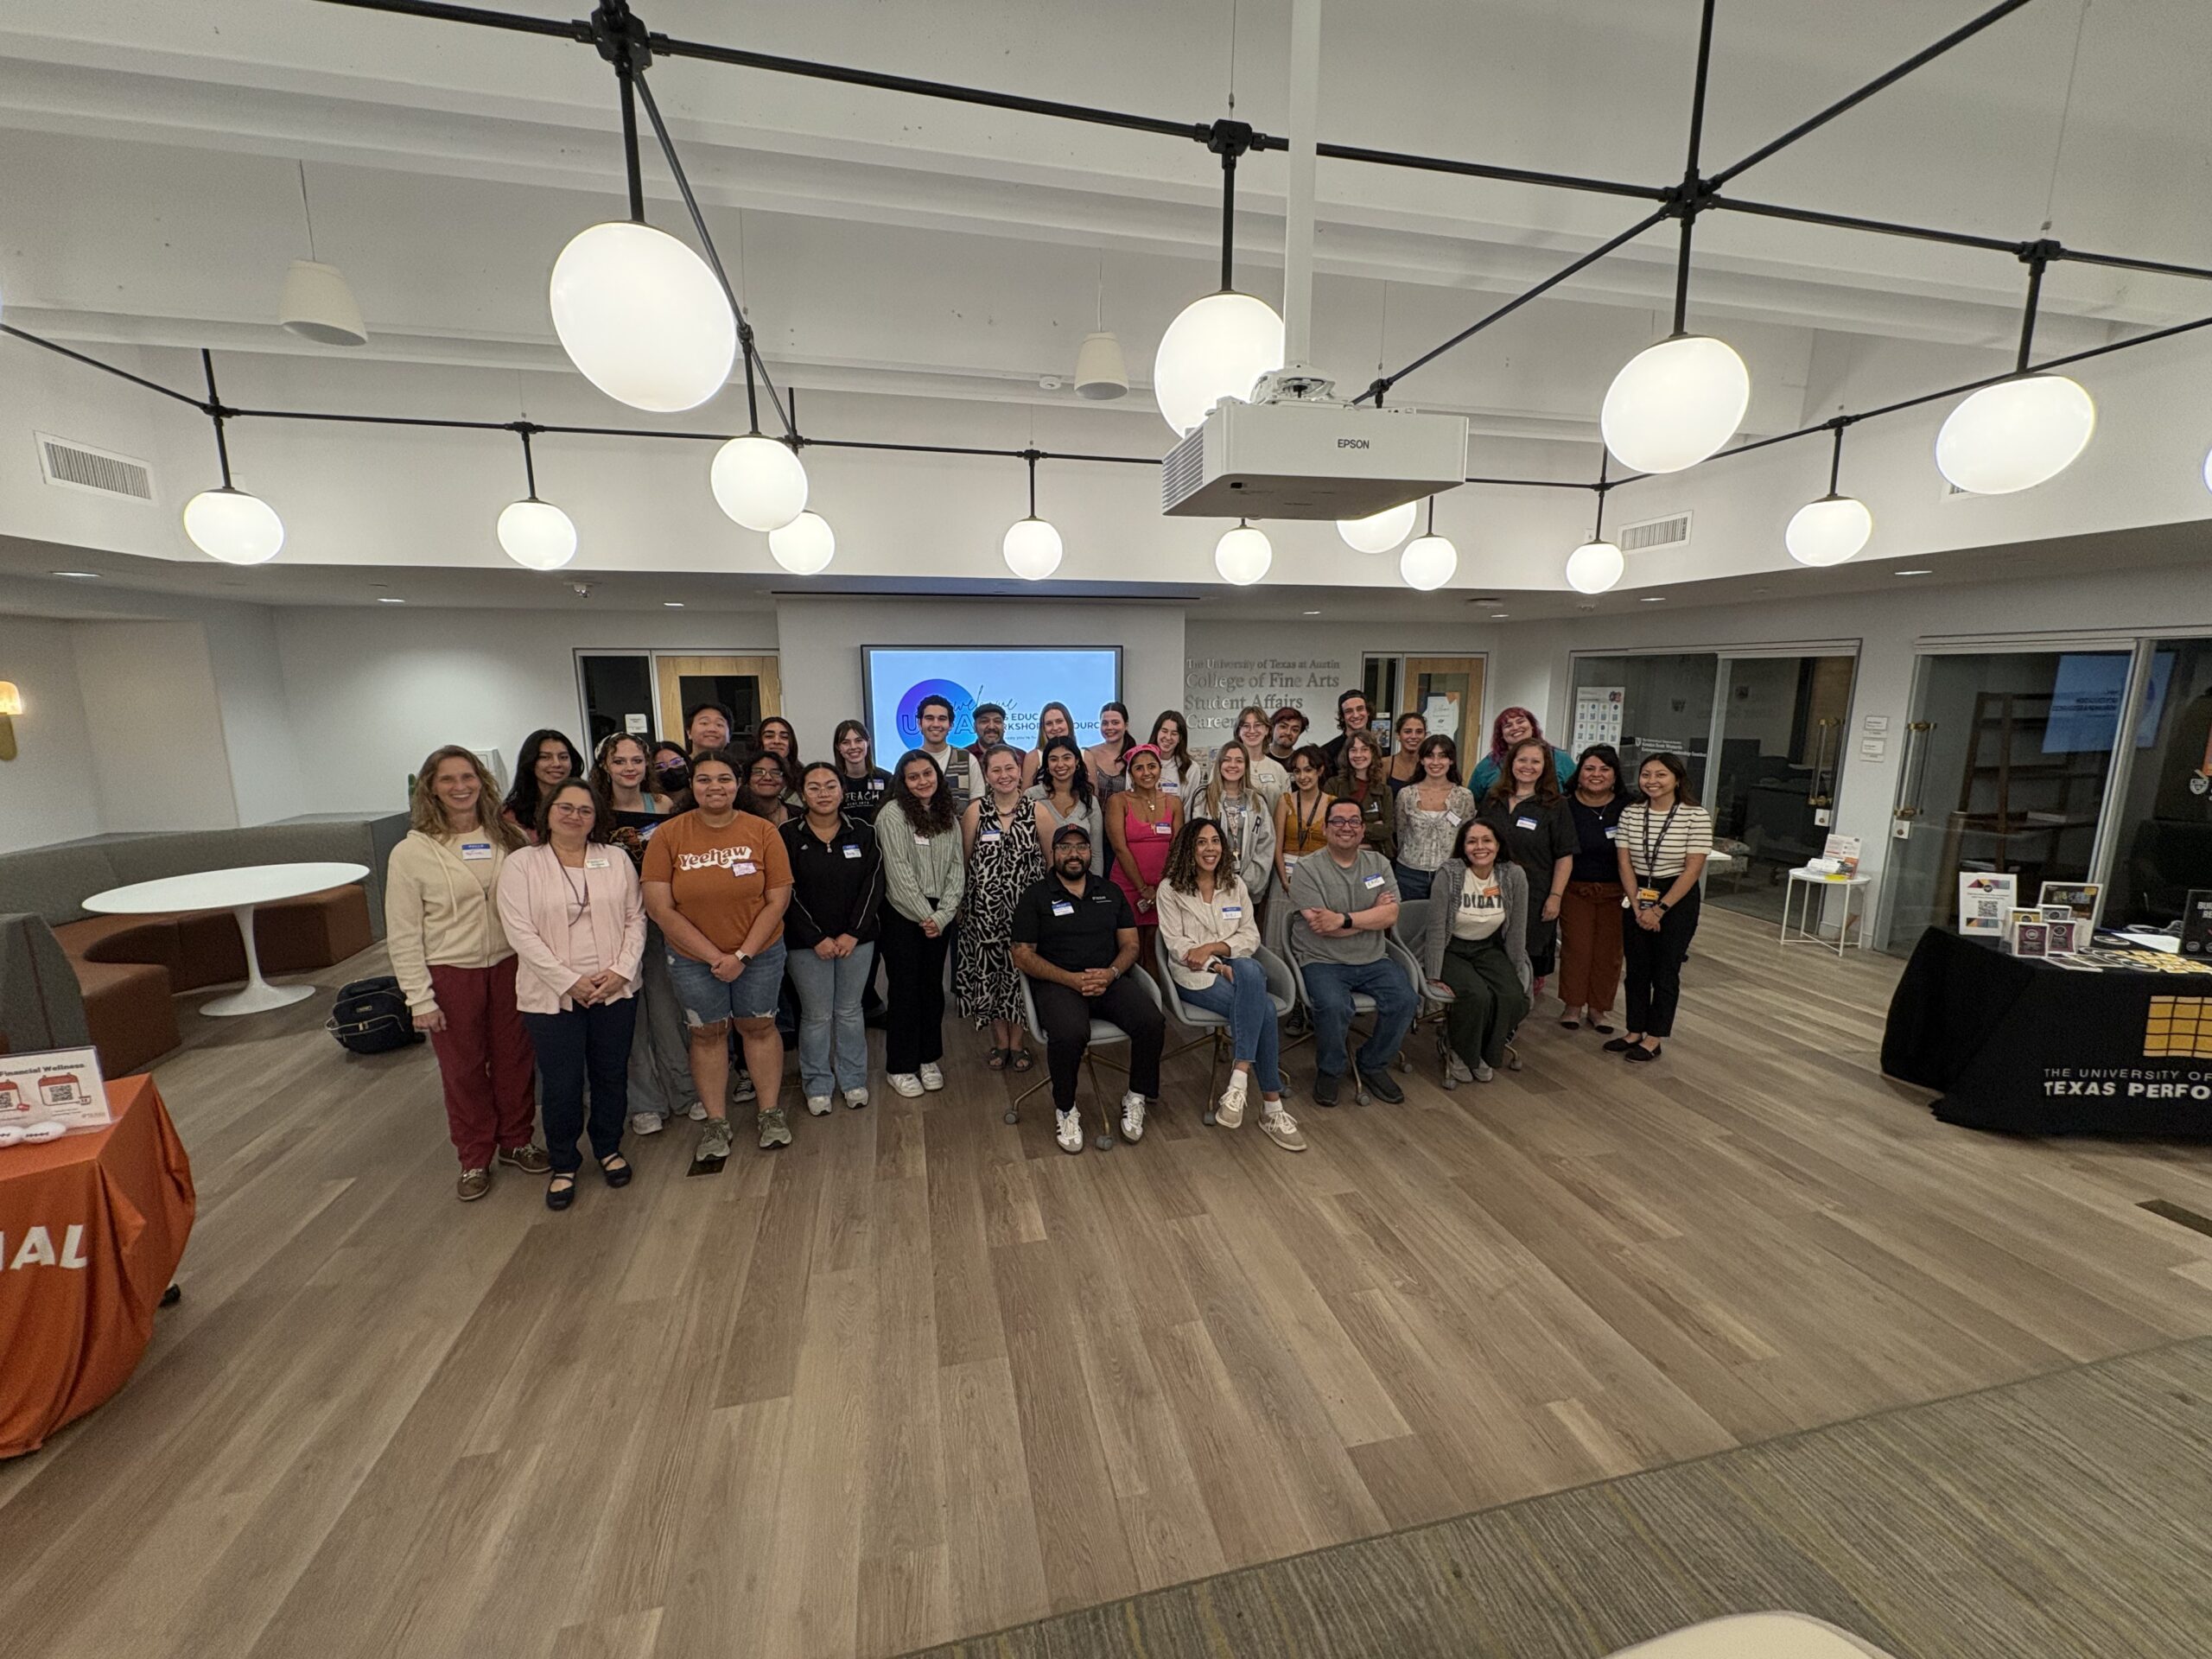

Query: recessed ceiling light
(1301, 609), (1321, 615)
(1640, 594), (1667, 602)
(1490, 612), (1509, 619)
(1895, 568), (1934, 576)
(378, 596), (406, 604)
(51, 570), (101, 580)
(664, 601), (685, 607)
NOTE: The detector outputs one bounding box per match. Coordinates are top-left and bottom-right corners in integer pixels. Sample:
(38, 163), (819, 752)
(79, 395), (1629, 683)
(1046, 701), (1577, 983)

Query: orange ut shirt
(642, 810), (791, 953)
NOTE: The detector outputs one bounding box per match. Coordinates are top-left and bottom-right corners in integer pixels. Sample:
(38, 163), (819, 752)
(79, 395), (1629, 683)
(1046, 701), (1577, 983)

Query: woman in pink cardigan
(496, 779), (647, 1210)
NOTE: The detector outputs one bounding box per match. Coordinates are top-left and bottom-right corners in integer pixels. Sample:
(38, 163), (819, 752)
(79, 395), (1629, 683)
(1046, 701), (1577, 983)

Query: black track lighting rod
(201, 350), (235, 488)
(0, 323), (208, 408)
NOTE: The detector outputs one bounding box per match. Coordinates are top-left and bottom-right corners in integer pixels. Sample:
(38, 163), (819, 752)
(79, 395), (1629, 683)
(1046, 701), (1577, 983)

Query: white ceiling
(3, 0), (2210, 602)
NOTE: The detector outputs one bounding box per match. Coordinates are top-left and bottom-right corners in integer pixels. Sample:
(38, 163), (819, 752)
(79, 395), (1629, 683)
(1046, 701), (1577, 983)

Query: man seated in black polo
(1010, 822), (1164, 1154)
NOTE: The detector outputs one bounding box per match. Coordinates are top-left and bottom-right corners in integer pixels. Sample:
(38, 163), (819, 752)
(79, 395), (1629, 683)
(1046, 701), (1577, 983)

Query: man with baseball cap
(1010, 820), (1164, 1154)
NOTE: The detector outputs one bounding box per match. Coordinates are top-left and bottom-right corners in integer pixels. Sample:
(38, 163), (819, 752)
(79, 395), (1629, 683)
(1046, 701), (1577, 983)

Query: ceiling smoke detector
(569, 582), (594, 599)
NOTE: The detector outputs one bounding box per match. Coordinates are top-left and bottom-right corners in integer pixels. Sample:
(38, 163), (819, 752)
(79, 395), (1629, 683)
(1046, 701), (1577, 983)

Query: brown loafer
(498, 1144), (551, 1173)
(456, 1167), (491, 1201)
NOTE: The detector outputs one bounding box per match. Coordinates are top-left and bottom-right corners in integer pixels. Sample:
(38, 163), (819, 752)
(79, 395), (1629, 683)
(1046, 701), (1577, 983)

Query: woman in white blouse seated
(1155, 818), (1303, 1152)
(496, 779), (647, 1209)
(1421, 817), (1529, 1085)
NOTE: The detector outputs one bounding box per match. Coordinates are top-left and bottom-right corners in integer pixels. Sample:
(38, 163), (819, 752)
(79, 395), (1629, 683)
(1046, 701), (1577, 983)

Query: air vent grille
(1160, 427), (1205, 512)
(37, 433), (154, 502)
(1618, 512), (1691, 553)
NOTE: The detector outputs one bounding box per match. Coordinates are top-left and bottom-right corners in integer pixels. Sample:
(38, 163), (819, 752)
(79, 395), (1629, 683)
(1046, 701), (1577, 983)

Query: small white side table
(1781, 868), (1873, 957)
(82, 861), (370, 1016)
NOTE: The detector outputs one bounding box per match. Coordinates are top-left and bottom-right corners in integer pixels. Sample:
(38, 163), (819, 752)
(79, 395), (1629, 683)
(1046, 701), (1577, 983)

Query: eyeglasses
(550, 803), (594, 817)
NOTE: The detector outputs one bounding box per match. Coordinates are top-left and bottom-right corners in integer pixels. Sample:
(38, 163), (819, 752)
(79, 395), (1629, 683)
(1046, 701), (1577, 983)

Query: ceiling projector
(1160, 382), (1469, 520)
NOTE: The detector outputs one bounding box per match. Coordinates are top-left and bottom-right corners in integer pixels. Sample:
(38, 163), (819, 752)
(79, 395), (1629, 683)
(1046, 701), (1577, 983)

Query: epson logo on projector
(1337, 437), (1371, 449)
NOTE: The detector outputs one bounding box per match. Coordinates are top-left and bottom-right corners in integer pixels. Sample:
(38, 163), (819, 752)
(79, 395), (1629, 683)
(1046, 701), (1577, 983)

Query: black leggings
(1620, 884), (1700, 1038)
(879, 907), (950, 1073)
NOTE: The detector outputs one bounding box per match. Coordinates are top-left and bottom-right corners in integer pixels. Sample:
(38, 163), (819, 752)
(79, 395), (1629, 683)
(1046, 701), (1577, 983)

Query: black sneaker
(1359, 1067), (1406, 1104)
(1313, 1071), (1342, 1108)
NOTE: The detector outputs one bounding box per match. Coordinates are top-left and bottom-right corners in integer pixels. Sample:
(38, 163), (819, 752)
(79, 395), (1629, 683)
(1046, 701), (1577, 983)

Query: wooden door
(1402, 657), (1486, 763)
(655, 654), (781, 747)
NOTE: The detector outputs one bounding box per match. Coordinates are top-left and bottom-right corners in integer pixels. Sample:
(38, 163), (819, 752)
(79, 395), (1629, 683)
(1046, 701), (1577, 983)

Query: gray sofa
(0, 812), (406, 1075)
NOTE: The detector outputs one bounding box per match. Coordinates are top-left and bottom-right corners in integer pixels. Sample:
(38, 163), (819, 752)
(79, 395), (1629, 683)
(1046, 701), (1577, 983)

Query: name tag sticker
(585, 854), (612, 868)
(1222, 905), (1243, 918)
(1516, 816), (1539, 830)
(460, 841), (493, 861)
(1283, 855), (1301, 869)
(732, 861), (757, 878)
(916, 835), (931, 847)
(1363, 873), (1387, 889)
(842, 844), (861, 859)
(1154, 823), (1173, 836)
(1604, 825), (1619, 840)
(1051, 900), (1076, 917)
(981, 830), (1001, 842)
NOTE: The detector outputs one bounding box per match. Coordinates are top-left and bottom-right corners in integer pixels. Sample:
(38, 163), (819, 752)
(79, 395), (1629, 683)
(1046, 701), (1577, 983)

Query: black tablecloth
(1882, 925), (2212, 1137)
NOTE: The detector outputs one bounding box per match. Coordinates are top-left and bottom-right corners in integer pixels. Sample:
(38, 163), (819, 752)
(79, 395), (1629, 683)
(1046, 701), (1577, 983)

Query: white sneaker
(805, 1094), (833, 1117)
(683, 1101), (709, 1122)
(1216, 1073), (1248, 1130)
(1473, 1059), (1495, 1083)
(1444, 1052), (1474, 1084)
(1055, 1107), (1084, 1154)
(1120, 1091), (1147, 1143)
(918, 1062), (946, 1092)
(630, 1111), (664, 1136)
(1260, 1109), (1306, 1152)
(887, 1072), (925, 1097)
(843, 1087), (870, 1109)
(731, 1072), (756, 1104)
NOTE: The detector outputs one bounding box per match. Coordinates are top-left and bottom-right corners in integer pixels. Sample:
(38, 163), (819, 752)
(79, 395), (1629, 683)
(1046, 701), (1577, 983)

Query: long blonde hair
(1202, 740), (1258, 820)
(410, 745), (525, 849)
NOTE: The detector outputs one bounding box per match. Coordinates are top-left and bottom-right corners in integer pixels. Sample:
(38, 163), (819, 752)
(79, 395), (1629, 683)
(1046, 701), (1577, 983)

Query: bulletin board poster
(0, 1046), (111, 1136)
(1571, 687), (1625, 753)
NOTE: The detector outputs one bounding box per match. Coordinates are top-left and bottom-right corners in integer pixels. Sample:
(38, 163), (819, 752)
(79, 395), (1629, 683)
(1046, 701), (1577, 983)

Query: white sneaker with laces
(1120, 1091), (1147, 1142)
(731, 1073), (756, 1104)
(683, 1101), (709, 1122)
(918, 1062), (946, 1091)
(805, 1095), (833, 1117)
(1055, 1107), (1084, 1154)
(887, 1072), (925, 1097)
(1216, 1073), (1248, 1129)
(1259, 1109), (1306, 1152)
(844, 1087), (870, 1109)
(1445, 1052), (1474, 1084)
(630, 1111), (664, 1136)
(1473, 1059), (1496, 1083)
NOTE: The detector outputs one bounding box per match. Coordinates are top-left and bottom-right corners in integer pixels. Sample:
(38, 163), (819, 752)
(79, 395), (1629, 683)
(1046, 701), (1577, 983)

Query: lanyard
(558, 857), (589, 920)
(1292, 791), (1323, 846)
(1638, 802), (1680, 877)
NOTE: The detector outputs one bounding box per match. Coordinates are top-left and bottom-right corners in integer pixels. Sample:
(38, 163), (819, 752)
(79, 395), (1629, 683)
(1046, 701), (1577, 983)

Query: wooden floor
(6, 909), (2212, 1659)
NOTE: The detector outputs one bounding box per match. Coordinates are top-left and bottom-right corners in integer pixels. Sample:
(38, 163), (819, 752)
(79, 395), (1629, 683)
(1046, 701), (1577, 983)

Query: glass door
(1880, 647), (2133, 953)
(2101, 638), (2209, 930)
(1704, 653), (1856, 923)
(1567, 652), (1720, 796)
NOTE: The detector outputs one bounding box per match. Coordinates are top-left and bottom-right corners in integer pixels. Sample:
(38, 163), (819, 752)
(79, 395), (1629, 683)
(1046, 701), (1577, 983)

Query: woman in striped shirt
(1610, 753), (1712, 1063)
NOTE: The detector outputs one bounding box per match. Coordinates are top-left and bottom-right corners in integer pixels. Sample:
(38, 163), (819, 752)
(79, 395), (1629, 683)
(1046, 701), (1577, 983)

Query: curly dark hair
(1164, 816), (1236, 897)
(887, 747), (959, 834)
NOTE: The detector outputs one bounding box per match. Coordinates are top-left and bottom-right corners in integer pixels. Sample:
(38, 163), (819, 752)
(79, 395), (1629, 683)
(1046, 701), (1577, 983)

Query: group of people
(383, 690), (1712, 1205)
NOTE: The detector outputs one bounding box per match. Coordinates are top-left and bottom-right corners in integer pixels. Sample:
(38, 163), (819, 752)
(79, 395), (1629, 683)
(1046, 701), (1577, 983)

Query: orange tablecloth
(0, 1075), (194, 1458)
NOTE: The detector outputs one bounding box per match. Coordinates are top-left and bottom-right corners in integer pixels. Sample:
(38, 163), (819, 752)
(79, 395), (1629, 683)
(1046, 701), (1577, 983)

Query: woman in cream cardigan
(1420, 817), (1531, 1085)
(497, 779), (647, 1210)
(385, 744), (548, 1202)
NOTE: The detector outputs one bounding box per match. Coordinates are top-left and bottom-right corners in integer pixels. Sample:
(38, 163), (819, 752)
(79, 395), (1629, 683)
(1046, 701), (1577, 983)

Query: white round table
(83, 861), (370, 1017)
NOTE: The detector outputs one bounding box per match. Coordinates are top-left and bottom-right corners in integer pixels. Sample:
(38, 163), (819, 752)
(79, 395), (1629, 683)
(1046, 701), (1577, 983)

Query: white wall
(204, 604), (306, 826)
(69, 619), (240, 833)
(0, 616), (104, 850)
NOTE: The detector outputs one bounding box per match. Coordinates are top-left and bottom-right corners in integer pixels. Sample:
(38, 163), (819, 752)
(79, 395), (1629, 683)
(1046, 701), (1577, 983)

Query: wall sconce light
(0, 681), (22, 762)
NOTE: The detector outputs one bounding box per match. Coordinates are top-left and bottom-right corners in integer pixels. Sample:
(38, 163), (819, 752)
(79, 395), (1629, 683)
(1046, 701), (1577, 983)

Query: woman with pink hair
(1468, 706), (1576, 797)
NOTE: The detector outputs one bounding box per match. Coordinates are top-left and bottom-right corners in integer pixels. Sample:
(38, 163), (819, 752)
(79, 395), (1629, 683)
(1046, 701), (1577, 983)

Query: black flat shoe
(599, 1153), (632, 1189)
(546, 1173), (577, 1211)
(1592, 1019), (1616, 1034)
(1602, 1037), (1634, 1052)
(1624, 1042), (1662, 1063)
(1559, 1015), (1581, 1030)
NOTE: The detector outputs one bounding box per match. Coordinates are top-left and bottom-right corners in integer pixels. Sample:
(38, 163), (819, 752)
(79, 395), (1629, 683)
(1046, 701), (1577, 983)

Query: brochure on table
(0, 1046), (111, 1141)
(1958, 873), (2017, 940)
(2037, 880), (2103, 929)
(2183, 890), (2212, 959)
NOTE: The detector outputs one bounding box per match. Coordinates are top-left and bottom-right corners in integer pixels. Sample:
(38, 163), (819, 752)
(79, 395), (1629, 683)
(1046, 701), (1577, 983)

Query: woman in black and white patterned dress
(955, 743), (1054, 1073)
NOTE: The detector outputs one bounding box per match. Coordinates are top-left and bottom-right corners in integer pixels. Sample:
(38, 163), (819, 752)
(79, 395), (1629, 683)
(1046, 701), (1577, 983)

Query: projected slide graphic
(862, 646), (1122, 752)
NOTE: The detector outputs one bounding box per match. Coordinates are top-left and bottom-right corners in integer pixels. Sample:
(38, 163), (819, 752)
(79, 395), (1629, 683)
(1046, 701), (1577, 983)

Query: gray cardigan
(1421, 858), (1531, 988)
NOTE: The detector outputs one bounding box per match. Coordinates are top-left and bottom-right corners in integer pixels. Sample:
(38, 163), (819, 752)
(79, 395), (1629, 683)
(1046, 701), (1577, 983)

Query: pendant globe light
(1398, 498), (1457, 590)
(711, 433), (808, 531)
(1563, 461), (1623, 594)
(548, 54), (735, 412)
(1785, 423), (1874, 567)
(1214, 519), (1273, 586)
(768, 511), (836, 575)
(496, 426), (578, 570)
(1154, 132), (1284, 435)
(181, 351), (283, 566)
(1936, 251), (2094, 494)
(1002, 451), (1065, 580)
(1338, 499), (1418, 554)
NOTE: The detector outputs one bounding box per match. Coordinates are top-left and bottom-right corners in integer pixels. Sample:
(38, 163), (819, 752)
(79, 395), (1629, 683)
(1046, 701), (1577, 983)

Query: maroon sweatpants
(426, 957), (538, 1169)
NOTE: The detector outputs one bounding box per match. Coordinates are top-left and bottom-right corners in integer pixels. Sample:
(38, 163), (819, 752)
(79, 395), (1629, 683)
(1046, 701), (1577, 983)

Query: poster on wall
(0, 1046), (111, 1141)
(1571, 686), (1624, 753)
(1957, 872), (2017, 940)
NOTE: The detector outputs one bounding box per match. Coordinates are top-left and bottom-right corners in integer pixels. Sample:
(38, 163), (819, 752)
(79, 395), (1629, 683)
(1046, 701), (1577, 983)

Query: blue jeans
(667, 938), (788, 1024)
(1300, 954), (1416, 1079)
(785, 940), (875, 1096)
(1393, 861), (1435, 901)
(1179, 958), (1281, 1095)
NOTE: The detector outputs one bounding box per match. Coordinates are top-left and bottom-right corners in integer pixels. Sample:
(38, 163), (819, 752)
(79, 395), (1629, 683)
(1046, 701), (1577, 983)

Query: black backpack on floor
(326, 975), (425, 1056)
